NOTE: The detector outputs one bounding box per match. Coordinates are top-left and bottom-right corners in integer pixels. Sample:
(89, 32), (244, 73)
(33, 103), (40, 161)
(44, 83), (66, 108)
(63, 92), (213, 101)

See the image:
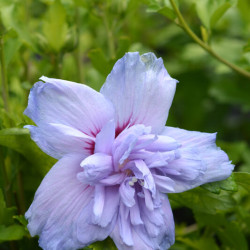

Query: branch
(169, 0), (250, 79)
(0, 34), (10, 111)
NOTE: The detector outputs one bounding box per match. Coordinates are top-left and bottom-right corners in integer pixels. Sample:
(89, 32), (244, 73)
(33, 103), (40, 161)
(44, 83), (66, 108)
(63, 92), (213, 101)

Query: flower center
(78, 124), (181, 191)
(118, 158), (129, 170)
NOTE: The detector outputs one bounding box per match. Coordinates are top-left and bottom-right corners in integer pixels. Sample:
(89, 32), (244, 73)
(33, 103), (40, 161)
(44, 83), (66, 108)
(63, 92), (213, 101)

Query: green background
(0, 0), (250, 249)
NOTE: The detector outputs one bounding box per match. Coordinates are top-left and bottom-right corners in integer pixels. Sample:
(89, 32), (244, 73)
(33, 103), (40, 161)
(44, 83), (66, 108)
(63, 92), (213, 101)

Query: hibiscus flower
(24, 52), (234, 250)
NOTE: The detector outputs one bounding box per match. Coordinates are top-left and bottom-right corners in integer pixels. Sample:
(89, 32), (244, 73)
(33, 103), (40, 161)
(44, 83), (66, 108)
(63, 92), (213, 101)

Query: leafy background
(0, 0), (250, 249)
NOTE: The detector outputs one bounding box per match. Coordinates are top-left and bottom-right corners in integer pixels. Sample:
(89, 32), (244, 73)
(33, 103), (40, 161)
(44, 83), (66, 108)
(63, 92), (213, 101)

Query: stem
(102, 9), (115, 59)
(74, 7), (84, 83)
(169, 0), (250, 79)
(0, 147), (12, 207)
(0, 34), (10, 112)
(9, 241), (18, 250)
(1, 149), (18, 250)
(17, 171), (26, 214)
(51, 53), (62, 78)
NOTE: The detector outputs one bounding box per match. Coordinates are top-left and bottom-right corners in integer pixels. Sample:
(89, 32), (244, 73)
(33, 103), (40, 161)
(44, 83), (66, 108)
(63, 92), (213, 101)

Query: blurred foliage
(0, 0), (249, 249)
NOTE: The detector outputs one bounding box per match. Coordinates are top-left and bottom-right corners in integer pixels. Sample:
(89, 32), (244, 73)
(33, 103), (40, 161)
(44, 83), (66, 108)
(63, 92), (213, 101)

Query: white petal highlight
(25, 123), (94, 159)
(162, 126), (234, 192)
(101, 52), (178, 134)
(78, 153), (113, 184)
(95, 120), (115, 155)
(25, 154), (94, 250)
(119, 179), (136, 207)
(24, 78), (115, 159)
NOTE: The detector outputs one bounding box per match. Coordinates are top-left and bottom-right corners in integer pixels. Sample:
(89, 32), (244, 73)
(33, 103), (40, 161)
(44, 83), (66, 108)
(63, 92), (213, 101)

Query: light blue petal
(24, 77), (115, 158)
(118, 203), (134, 246)
(95, 186), (120, 228)
(101, 52), (178, 134)
(119, 178), (136, 207)
(143, 188), (154, 211)
(110, 194), (175, 250)
(144, 135), (180, 152)
(129, 196), (143, 226)
(99, 173), (126, 186)
(112, 124), (150, 170)
(25, 154), (94, 250)
(94, 119), (115, 155)
(76, 192), (118, 246)
(162, 126), (234, 192)
(153, 175), (176, 193)
(129, 160), (156, 196)
(136, 194), (175, 250)
(25, 123), (94, 159)
(78, 153), (113, 184)
(111, 223), (153, 250)
(93, 185), (105, 224)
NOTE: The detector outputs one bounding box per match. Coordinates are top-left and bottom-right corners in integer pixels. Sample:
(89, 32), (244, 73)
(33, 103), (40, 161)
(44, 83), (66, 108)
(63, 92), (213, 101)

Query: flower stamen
(118, 158), (129, 170)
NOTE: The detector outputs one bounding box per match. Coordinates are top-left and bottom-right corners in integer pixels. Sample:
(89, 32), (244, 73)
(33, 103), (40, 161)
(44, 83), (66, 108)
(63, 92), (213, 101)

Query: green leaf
(0, 189), (17, 226)
(116, 36), (130, 59)
(243, 39), (250, 53)
(62, 26), (78, 53)
(234, 172), (250, 192)
(169, 187), (236, 214)
(4, 36), (22, 66)
(176, 236), (219, 250)
(209, 2), (232, 28)
(157, 7), (176, 21)
(194, 212), (227, 228)
(0, 224), (26, 241)
(13, 215), (28, 227)
(0, 109), (15, 129)
(194, 0), (236, 29)
(194, 212), (248, 250)
(209, 80), (250, 112)
(194, 0), (215, 28)
(0, 0), (14, 8)
(144, 0), (176, 21)
(88, 49), (113, 76)
(0, 4), (34, 46)
(238, 0), (250, 23)
(202, 175), (238, 194)
(0, 128), (56, 174)
(43, 0), (68, 52)
(86, 237), (117, 250)
(217, 222), (248, 250)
